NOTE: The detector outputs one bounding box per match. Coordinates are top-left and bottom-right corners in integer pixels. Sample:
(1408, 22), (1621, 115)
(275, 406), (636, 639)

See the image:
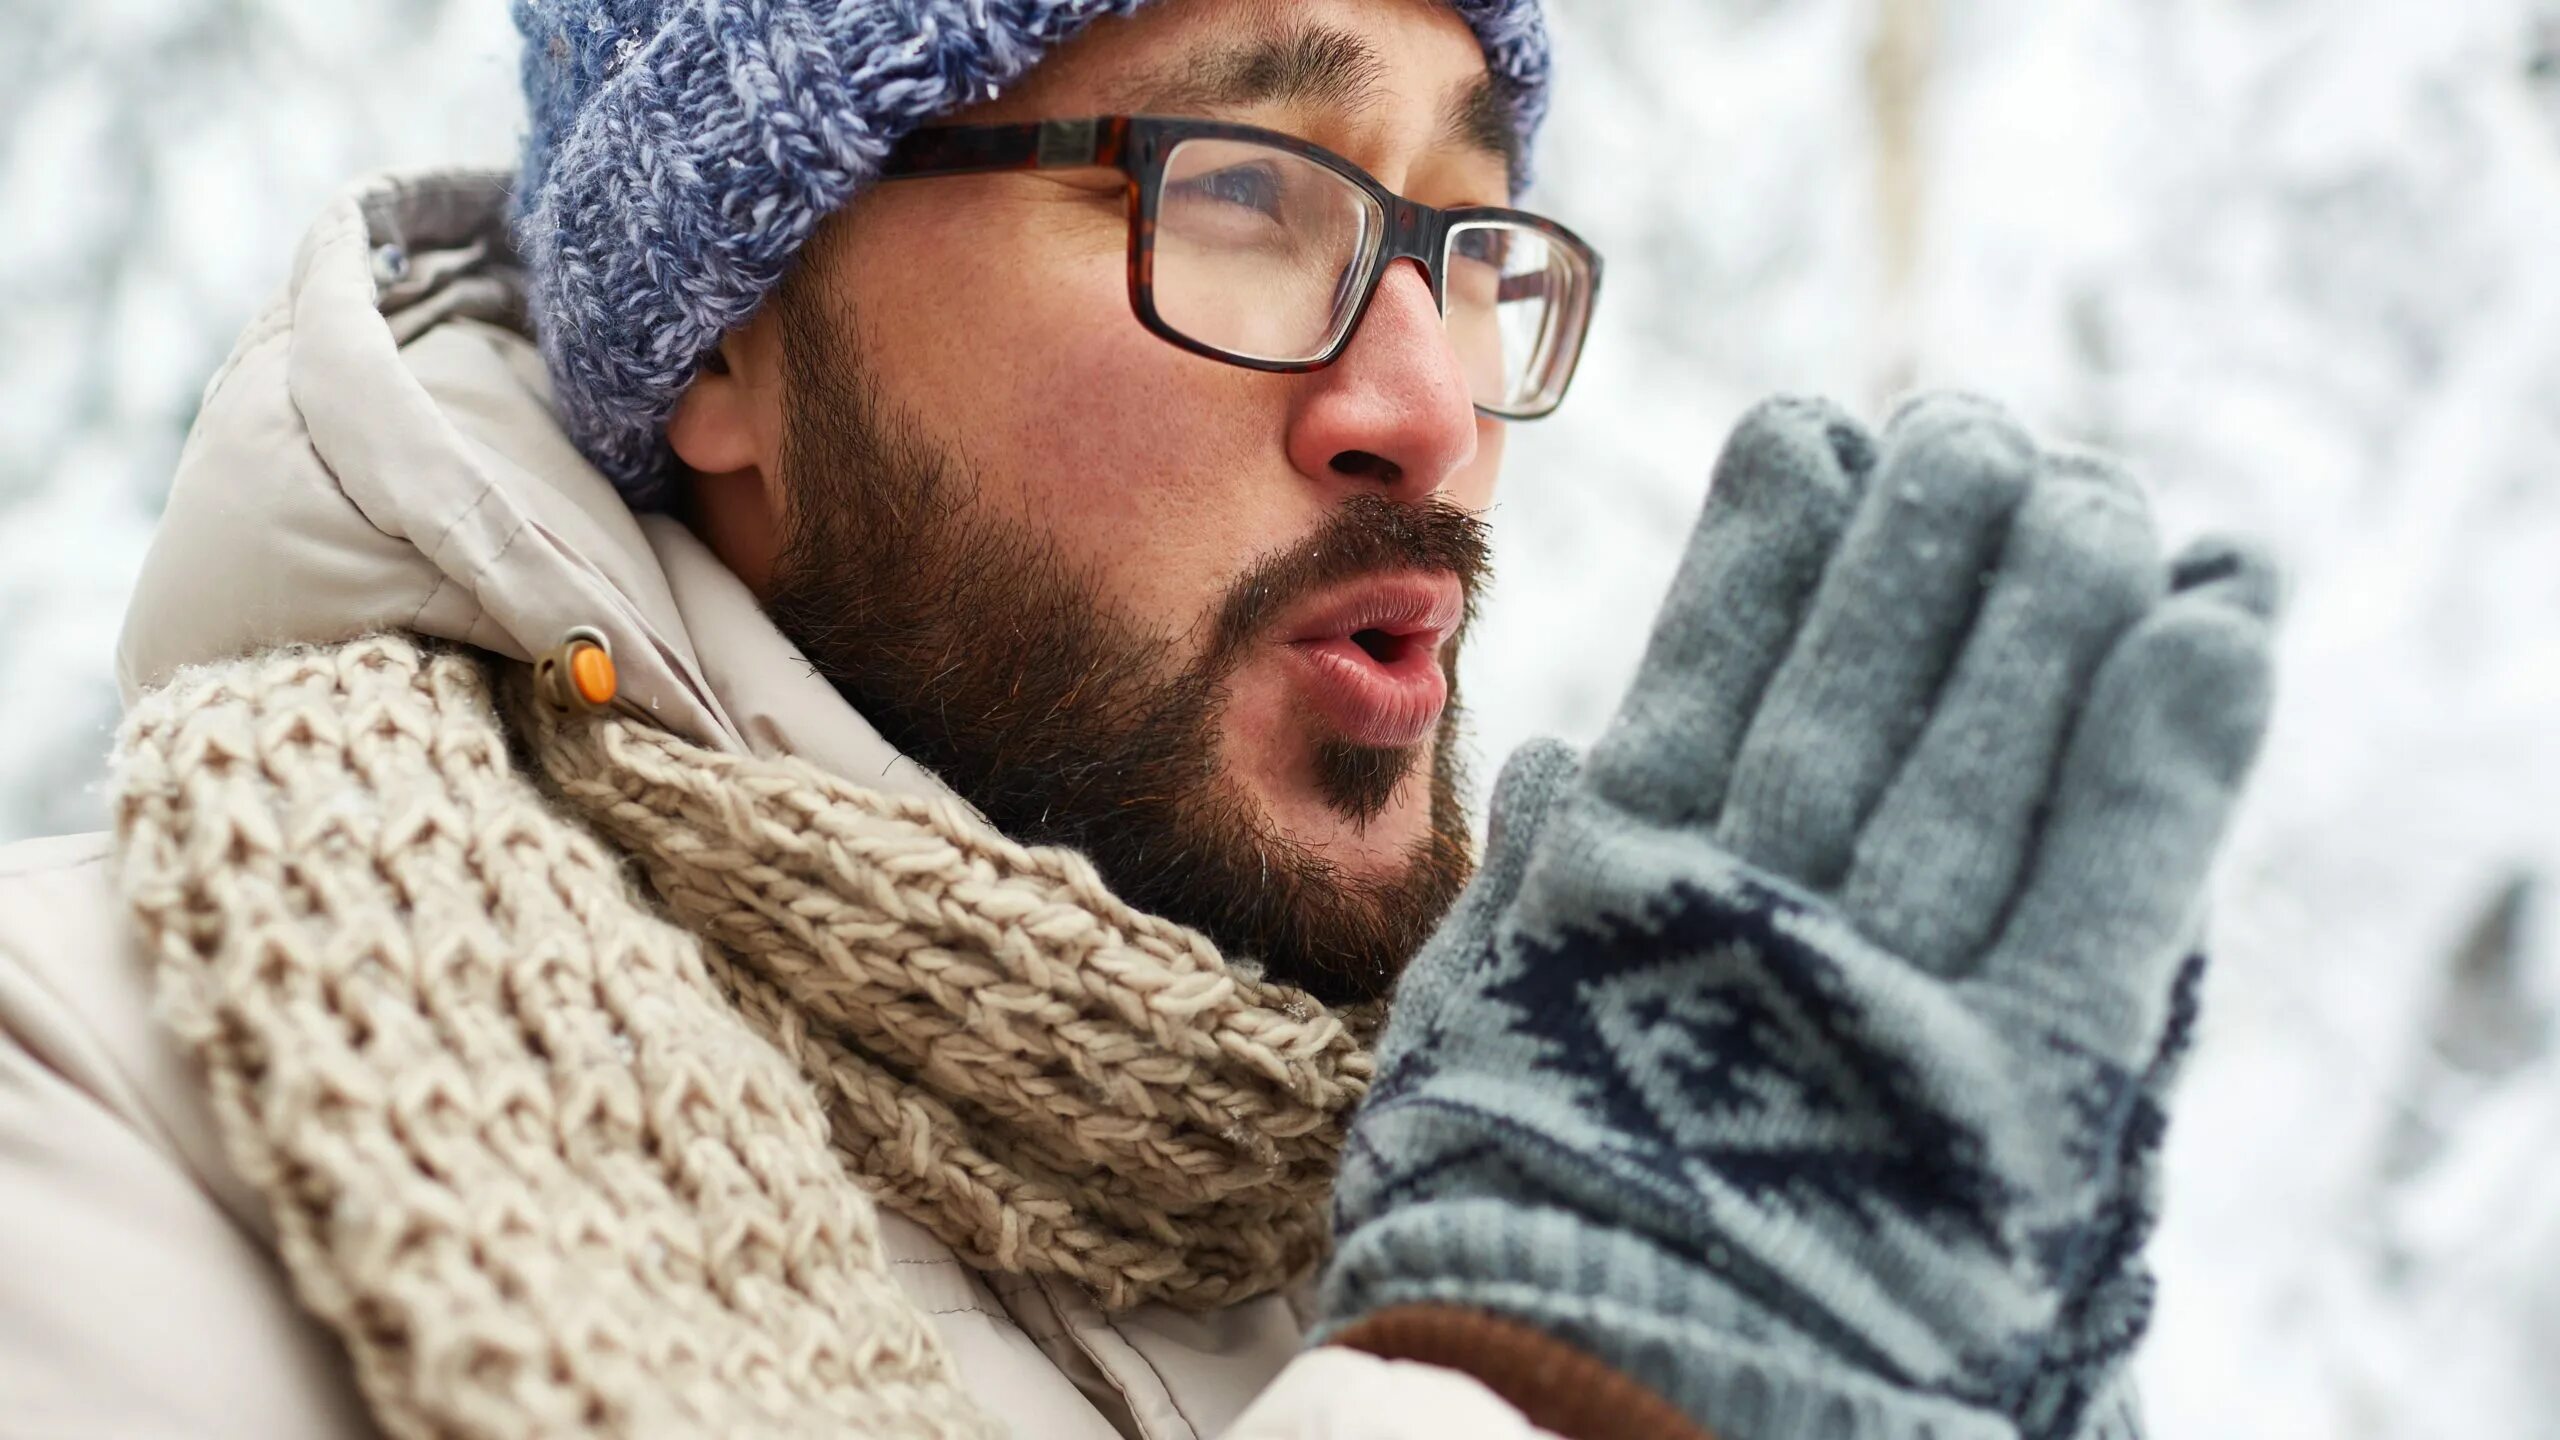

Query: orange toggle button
(571, 643), (617, 707)
(537, 627), (618, 715)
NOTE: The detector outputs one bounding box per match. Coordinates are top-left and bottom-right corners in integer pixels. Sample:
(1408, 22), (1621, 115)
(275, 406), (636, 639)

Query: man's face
(669, 0), (1516, 1004)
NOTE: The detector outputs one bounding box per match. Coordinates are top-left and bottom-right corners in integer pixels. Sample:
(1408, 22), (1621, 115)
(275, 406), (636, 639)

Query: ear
(667, 309), (783, 481)
(668, 307), (791, 592)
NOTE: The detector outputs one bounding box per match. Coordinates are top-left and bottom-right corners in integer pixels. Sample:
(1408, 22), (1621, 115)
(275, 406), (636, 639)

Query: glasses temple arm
(880, 119), (1118, 179)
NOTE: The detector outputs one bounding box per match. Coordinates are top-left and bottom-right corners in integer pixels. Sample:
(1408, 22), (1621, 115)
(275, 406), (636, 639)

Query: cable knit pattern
(113, 635), (1371, 1438)
(507, 660), (1377, 1309)
(510, 0), (1553, 504)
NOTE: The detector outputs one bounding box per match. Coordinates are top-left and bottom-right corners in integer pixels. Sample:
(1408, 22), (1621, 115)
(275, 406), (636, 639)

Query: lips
(1279, 571), (1465, 749)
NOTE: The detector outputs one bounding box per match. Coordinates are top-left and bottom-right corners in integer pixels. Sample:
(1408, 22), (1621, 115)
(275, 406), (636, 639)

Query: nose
(1283, 257), (1480, 503)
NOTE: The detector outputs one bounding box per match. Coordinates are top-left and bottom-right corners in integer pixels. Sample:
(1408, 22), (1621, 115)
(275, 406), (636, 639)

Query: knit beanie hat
(511, 0), (1554, 507)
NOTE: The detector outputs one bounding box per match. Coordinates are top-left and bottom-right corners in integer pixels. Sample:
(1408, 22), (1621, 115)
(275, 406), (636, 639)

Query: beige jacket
(0, 170), (1557, 1440)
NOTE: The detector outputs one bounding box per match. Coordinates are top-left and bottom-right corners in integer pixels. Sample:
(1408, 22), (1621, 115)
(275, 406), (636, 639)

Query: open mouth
(1350, 627), (1416, 665)
(1280, 573), (1464, 750)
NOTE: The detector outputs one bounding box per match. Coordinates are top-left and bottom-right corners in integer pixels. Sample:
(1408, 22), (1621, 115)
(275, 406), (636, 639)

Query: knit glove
(1317, 393), (2279, 1440)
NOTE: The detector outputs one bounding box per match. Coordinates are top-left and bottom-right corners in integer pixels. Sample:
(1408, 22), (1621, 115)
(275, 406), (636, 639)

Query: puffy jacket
(0, 169), (1557, 1440)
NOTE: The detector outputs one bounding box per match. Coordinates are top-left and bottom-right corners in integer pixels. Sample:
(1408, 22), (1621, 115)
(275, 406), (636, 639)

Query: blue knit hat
(511, 0), (1553, 507)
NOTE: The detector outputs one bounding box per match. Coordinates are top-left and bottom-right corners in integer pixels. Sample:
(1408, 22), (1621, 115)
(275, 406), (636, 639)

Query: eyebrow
(1441, 73), (1522, 179)
(1110, 23), (1521, 179)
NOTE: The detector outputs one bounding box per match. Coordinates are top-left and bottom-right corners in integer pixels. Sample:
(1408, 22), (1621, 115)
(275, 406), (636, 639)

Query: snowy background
(3, 0), (2554, 1435)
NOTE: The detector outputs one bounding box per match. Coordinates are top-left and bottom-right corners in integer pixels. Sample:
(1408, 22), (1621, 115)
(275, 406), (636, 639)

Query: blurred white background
(2, 1), (2554, 1434)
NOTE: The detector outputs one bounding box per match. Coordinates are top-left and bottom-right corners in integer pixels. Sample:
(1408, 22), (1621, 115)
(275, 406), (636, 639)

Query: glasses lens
(1153, 137), (1383, 365)
(1445, 219), (1595, 418)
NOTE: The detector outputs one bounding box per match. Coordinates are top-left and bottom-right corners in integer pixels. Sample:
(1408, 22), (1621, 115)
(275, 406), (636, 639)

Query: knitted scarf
(111, 635), (1375, 1438)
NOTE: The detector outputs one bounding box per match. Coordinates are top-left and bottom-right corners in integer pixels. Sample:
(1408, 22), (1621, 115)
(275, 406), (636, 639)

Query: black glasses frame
(877, 114), (1603, 419)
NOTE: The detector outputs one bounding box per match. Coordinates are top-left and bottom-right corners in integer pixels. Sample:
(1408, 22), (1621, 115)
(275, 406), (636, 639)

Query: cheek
(855, 203), (1300, 644)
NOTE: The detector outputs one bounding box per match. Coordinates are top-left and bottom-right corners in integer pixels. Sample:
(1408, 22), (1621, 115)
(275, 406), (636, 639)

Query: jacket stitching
(418, 452), (504, 568)
(407, 575), (452, 633)
(408, 477), (506, 633)
(1119, 1333), (1202, 1440)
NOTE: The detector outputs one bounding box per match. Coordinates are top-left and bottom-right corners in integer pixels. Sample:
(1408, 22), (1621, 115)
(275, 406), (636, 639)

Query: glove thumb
(1386, 739), (1582, 1029)
(1481, 737), (1582, 907)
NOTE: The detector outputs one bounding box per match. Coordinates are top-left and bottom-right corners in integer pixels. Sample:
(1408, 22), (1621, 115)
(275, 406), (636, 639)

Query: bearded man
(0, 2), (2277, 1438)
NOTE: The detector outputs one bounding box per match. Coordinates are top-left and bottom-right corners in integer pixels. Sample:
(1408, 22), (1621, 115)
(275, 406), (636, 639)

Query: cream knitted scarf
(112, 636), (1376, 1438)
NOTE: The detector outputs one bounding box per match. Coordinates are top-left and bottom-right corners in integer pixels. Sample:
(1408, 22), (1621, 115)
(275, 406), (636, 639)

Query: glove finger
(1476, 738), (1585, 917)
(1841, 449), (2163, 972)
(1587, 395), (1871, 826)
(1973, 537), (2278, 1061)
(1715, 392), (2040, 890)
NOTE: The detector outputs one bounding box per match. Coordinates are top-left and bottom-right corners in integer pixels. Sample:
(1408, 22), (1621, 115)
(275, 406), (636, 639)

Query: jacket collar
(117, 168), (955, 806)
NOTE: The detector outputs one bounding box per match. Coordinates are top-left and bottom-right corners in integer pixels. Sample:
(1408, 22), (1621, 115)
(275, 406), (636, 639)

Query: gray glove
(1317, 393), (2279, 1440)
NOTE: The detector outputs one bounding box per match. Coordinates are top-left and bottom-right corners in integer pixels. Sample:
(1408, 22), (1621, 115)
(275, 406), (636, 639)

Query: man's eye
(1170, 163), (1287, 219)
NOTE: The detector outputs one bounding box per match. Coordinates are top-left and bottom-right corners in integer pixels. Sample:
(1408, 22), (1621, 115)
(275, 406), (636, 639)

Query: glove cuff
(1321, 1205), (2019, 1440)
(1332, 1305), (1715, 1440)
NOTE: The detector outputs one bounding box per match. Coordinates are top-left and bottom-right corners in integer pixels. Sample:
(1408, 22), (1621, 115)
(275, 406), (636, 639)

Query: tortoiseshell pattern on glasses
(878, 114), (1603, 419)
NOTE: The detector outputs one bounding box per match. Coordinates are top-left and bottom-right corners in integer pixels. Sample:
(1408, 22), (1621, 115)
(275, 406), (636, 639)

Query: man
(0, 0), (2275, 1437)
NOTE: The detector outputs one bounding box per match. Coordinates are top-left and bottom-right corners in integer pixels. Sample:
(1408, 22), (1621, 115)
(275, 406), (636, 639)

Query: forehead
(983, 0), (1512, 170)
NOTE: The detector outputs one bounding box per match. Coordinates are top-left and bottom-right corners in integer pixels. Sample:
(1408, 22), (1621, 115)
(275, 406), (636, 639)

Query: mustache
(1206, 493), (1495, 667)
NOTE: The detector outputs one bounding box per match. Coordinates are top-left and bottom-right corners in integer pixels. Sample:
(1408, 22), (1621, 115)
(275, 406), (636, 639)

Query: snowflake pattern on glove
(1323, 394), (2277, 1440)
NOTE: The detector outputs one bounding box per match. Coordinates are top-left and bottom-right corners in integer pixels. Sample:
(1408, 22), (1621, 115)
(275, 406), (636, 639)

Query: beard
(753, 290), (1489, 1006)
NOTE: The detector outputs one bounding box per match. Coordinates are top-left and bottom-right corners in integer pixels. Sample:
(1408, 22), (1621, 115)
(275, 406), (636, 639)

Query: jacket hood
(118, 169), (953, 806)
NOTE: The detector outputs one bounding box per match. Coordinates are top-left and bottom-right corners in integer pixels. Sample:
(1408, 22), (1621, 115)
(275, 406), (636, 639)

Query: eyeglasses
(877, 115), (1603, 420)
